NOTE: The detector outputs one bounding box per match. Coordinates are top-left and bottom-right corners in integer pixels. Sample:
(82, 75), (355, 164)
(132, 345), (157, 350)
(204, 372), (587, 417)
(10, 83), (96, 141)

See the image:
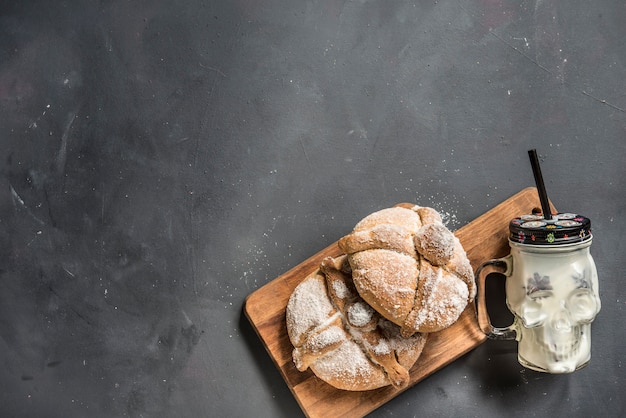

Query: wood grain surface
(244, 187), (544, 418)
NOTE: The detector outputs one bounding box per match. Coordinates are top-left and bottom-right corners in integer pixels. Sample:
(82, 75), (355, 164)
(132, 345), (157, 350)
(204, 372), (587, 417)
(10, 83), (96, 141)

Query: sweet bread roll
(286, 256), (427, 391)
(338, 206), (475, 337)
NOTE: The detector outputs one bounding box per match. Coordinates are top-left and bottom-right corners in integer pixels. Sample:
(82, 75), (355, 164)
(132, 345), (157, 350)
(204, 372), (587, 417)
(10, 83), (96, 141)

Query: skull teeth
(542, 325), (582, 361)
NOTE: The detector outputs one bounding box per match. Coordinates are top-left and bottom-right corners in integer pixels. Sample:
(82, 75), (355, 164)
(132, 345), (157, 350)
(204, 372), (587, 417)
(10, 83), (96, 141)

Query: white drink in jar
(476, 213), (600, 373)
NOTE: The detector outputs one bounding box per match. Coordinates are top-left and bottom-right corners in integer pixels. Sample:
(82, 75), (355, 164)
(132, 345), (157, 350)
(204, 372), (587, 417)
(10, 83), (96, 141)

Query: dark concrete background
(1, 0), (624, 417)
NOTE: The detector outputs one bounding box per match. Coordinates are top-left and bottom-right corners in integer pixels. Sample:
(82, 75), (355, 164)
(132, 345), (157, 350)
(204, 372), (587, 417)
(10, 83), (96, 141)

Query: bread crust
(285, 204), (474, 391)
(338, 206), (475, 336)
(286, 257), (427, 391)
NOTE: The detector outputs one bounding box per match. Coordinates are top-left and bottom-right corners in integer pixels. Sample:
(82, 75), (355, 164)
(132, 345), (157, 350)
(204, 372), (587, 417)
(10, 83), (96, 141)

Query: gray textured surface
(1, 1), (624, 417)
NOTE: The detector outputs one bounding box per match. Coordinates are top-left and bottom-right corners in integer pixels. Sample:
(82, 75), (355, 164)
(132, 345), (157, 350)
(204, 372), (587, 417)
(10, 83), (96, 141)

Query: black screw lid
(509, 213), (592, 245)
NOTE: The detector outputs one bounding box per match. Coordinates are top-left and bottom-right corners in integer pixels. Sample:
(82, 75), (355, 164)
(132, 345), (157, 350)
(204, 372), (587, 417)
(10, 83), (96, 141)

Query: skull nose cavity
(554, 318), (571, 332)
(552, 310), (572, 333)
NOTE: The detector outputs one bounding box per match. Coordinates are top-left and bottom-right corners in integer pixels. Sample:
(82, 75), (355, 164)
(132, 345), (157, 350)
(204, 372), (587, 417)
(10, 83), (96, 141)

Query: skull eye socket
(568, 289), (597, 322)
(521, 292), (552, 327)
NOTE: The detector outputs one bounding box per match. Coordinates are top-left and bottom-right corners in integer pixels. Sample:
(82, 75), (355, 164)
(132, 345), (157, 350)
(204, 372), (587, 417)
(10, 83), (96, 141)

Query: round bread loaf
(338, 206), (476, 337)
(285, 256), (427, 391)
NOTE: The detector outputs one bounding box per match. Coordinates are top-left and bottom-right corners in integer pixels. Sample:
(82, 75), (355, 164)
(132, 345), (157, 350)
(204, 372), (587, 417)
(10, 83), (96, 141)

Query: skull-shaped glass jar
(476, 213), (601, 373)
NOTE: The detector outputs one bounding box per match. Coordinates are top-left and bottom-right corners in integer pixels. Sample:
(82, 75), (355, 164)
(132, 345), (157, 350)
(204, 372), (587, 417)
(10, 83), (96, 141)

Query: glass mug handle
(475, 255), (517, 340)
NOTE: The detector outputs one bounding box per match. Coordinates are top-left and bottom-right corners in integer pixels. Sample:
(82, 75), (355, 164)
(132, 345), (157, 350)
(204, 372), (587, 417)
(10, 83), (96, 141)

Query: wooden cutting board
(244, 187), (546, 418)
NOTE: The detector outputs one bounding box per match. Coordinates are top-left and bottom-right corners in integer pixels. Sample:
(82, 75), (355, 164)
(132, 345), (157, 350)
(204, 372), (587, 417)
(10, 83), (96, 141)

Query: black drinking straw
(528, 149), (553, 220)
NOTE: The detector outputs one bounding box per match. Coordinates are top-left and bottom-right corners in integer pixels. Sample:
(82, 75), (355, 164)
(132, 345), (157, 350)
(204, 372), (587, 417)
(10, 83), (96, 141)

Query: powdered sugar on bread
(286, 273), (338, 347)
(338, 205), (475, 336)
(286, 259), (427, 391)
(286, 204), (474, 391)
